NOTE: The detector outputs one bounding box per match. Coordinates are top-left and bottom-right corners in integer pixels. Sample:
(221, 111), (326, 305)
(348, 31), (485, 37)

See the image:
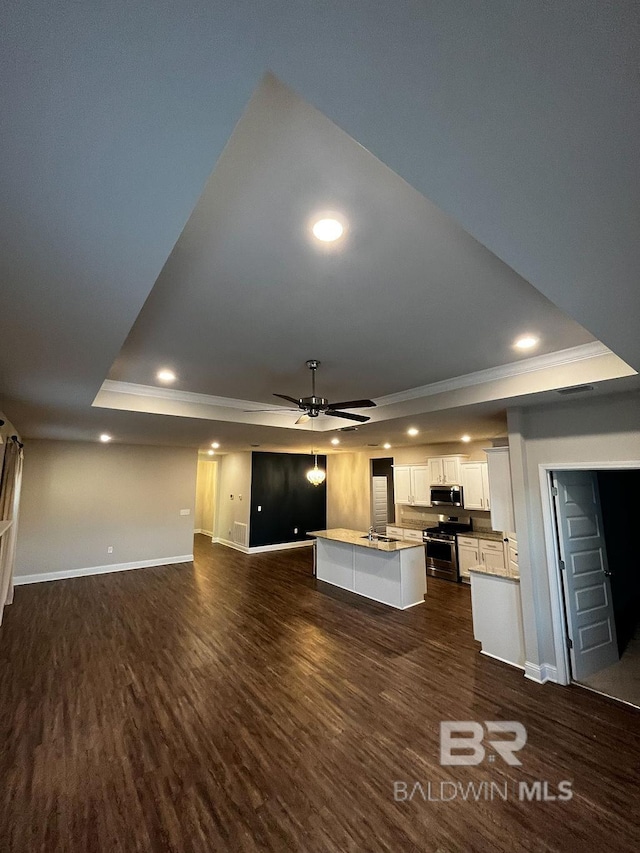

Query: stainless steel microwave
(430, 485), (463, 507)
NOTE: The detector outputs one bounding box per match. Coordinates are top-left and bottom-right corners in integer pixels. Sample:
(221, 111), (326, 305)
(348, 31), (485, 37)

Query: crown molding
(99, 380), (289, 412)
(374, 342), (621, 407)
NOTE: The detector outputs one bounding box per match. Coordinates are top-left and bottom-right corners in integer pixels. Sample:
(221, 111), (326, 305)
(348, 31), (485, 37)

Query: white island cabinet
(311, 529), (426, 609)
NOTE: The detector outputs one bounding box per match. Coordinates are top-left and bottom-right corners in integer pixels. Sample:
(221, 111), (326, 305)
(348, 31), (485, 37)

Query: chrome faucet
(368, 526), (376, 541)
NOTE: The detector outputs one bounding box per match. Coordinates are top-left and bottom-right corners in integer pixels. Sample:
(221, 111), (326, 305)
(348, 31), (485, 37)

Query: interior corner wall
(195, 458), (217, 535)
(214, 452), (252, 545)
(507, 393), (640, 676)
(14, 440), (198, 580)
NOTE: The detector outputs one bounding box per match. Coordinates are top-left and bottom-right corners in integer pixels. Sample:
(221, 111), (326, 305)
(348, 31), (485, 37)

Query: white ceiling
(1, 3), (638, 452)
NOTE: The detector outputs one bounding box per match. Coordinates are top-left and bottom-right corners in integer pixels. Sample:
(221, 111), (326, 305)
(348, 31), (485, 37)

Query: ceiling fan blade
(244, 408), (299, 413)
(295, 413), (311, 424)
(273, 393), (301, 405)
(328, 399), (376, 410)
(325, 410), (370, 422)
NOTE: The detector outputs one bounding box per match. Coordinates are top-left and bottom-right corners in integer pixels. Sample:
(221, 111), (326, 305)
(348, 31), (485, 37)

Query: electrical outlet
(294, 527), (298, 534)
(257, 505), (262, 512)
(107, 546), (113, 554)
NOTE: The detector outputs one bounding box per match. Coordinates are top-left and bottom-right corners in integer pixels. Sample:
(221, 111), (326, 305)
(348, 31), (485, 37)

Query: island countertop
(309, 528), (424, 552)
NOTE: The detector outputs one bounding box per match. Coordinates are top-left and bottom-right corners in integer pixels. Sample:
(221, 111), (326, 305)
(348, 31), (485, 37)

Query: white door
(393, 466), (412, 504)
(371, 476), (388, 533)
(412, 466), (431, 505)
(553, 471), (619, 681)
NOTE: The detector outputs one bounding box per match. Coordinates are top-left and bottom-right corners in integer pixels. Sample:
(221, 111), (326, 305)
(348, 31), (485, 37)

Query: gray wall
(508, 393), (640, 676)
(15, 440), (198, 579)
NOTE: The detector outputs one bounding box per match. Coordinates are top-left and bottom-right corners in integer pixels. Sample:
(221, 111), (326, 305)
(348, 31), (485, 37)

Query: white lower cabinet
(457, 536), (479, 582)
(457, 535), (506, 582)
(504, 534), (519, 578)
(479, 539), (505, 573)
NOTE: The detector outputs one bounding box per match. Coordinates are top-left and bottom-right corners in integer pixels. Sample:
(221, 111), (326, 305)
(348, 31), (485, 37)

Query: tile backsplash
(398, 506), (496, 532)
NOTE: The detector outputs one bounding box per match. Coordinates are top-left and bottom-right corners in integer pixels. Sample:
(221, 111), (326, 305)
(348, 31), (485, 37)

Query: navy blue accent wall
(249, 452), (327, 548)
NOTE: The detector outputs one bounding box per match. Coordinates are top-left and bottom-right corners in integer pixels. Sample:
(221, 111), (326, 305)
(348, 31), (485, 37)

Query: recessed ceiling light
(312, 218), (344, 242)
(207, 449), (215, 456)
(383, 443), (391, 449)
(461, 435), (471, 443)
(99, 433), (112, 443)
(407, 427), (419, 437)
(514, 335), (538, 351)
(157, 369), (176, 383)
(331, 438), (340, 445)
(211, 442), (220, 449)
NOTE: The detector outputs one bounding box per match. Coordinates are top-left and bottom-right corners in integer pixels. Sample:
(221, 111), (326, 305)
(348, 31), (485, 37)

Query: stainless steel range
(422, 516), (472, 582)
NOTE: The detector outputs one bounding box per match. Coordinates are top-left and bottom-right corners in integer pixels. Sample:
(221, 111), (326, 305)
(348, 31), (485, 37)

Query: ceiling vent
(556, 384), (595, 395)
(338, 426), (359, 432)
(367, 443), (379, 447)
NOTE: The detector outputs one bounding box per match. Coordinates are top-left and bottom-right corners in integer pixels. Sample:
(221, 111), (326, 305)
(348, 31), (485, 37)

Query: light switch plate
(180, 508), (191, 516)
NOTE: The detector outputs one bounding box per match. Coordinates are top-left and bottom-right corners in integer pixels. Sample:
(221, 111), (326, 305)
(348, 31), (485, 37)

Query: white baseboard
(13, 554), (194, 586)
(480, 650), (525, 671)
(215, 537), (250, 553)
(194, 528), (214, 536)
(213, 538), (313, 555)
(248, 540), (313, 554)
(524, 661), (559, 684)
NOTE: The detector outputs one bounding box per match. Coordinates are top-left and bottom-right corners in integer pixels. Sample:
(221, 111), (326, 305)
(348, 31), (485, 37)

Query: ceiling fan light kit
(274, 360), (376, 424)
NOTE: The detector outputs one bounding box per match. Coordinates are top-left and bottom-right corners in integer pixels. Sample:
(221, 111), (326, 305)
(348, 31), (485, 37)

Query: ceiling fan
(272, 360), (376, 424)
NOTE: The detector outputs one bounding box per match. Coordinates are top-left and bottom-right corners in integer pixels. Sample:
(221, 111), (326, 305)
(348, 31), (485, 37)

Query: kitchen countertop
(310, 528), (424, 551)
(458, 530), (505, 542)
(469, 566), (520, 581)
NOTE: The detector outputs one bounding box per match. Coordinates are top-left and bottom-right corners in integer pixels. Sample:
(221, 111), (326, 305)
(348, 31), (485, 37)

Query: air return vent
(338, 426), (358, 432)
(556, 384), (595, 395)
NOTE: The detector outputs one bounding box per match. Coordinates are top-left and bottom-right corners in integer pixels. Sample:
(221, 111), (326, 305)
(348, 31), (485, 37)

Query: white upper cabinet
(460, 461), (490, 511)
(485, 446), (516, 533)
(427, 455), (467, 485)
(393, 466), (412, 504)
(411, 465), (431, 505)
(393, 464), (431, 506)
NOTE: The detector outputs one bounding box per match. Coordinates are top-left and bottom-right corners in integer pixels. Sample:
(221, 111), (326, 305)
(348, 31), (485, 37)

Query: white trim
(479, 650), (525, 671)
(247, 540), (313, 554)
(96, 342), (631, 430)
(194, 528), (214, 536)
(538, 466), (572, 687)
(374, 342), (617, 406)
(0, 520), (13, 538)
(524, 662), (559, 684)
(13, 554), (194, 585)
(214, 537), (313, 555)
(537, 459), (640, 688)
(215, 537), (250, 553)
(100, 380), (290, 413)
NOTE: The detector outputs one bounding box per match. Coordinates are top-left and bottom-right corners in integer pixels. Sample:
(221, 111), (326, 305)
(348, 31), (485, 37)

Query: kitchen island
(310, 528), (426, 609)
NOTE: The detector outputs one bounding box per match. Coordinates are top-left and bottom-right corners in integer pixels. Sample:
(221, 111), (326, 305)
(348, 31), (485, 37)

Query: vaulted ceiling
(1, 2), (638, 452)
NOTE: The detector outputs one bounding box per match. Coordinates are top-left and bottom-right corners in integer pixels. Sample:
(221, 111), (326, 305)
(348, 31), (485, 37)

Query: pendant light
(306, 417), (326, 486)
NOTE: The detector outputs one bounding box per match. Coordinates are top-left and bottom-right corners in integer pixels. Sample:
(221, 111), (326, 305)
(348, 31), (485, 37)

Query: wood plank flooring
(1, 535), (639, 852)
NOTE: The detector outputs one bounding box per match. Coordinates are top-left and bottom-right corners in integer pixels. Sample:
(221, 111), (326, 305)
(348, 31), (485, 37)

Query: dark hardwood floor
(1, 535), (639, 852)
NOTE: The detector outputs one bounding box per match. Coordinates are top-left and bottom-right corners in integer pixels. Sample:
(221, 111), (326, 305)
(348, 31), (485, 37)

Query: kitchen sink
(360, 535), (399, 543)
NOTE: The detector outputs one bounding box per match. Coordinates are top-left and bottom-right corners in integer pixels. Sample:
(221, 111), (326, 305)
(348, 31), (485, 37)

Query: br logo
(440, 721), (527, 766)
